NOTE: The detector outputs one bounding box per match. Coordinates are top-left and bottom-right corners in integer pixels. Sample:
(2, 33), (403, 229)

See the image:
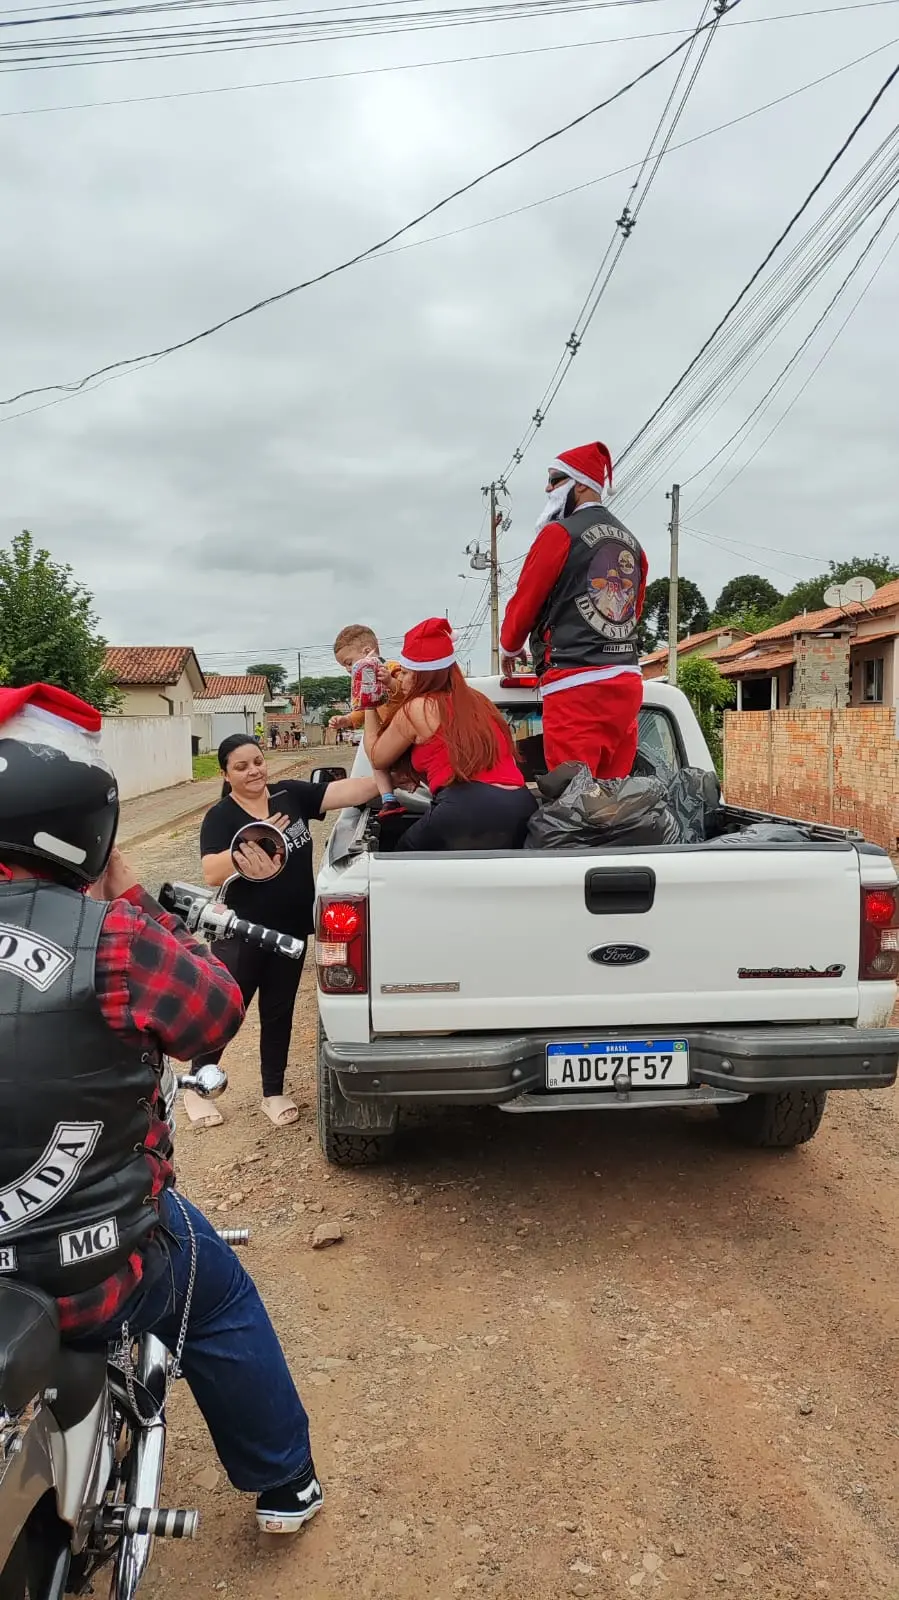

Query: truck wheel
(316, 1024), (397, 1167)
(717, 1088), (828, 1149)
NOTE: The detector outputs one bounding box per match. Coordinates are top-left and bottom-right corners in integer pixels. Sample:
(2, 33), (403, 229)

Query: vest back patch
(0, 923), (74, 993)
(0, 1122), (103, 1236)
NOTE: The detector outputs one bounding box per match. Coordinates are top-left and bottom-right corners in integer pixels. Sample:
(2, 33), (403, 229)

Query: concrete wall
(101, 715), (193, 801)
(212, 710), (255, 746)
(723, 707), (899, 850)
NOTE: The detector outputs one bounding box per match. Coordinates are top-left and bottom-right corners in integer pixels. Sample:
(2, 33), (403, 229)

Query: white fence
(101, 716), (193, 801)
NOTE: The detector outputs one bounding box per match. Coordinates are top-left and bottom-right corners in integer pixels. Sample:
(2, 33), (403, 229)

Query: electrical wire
(688, 199), (899, 512)
(613, 127), (899, 509)
(0, 0), (662, 69)
(4, 0), (897, 114)
(612, 55), (899, 502)
(0, 12), (738, 412)
(494, 0), (732, 487)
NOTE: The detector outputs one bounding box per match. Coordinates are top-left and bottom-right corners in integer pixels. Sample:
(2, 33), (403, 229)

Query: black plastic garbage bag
(709, 820), (814, 846)
(526, 765), (681, 850)
(666, 767), (723, 843)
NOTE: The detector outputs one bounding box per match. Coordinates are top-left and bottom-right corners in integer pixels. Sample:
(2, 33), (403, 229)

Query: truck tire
(717, 1088), (828, 1149)
(316, 1024), (397, 1167)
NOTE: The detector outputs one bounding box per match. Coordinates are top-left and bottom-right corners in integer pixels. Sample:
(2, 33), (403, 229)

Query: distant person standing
(500, 440), (647, 778)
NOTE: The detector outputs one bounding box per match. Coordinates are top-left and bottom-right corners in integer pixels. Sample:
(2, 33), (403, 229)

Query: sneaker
(378, 798), (406, 819)
(256, 1473), (324, 1534)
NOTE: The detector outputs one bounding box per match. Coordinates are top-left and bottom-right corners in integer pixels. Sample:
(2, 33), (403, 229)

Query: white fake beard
(535, 479), (574, 535)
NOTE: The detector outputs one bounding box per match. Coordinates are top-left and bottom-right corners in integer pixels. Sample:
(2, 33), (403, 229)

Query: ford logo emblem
(589, 944), (649, 967)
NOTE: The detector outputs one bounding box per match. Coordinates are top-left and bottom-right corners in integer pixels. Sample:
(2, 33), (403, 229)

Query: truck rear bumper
(323, 1025), (899, 1106)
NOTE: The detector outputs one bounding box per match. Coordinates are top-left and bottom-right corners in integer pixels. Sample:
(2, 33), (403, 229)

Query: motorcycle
(0, 823), (301, 1600)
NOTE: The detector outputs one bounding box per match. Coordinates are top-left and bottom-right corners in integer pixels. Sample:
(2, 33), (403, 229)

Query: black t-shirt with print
(199, 779), (328, 937)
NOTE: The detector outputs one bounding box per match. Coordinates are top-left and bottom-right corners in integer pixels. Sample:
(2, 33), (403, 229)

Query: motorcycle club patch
(58, 1218), (119, 1268)
(0, 923), (73, 993)
(0, 1123), (103, 1236)
(0, 1244), (17, 1273)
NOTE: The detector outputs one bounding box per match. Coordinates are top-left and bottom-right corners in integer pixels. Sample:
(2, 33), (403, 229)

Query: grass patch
(192, 753), (221, 781)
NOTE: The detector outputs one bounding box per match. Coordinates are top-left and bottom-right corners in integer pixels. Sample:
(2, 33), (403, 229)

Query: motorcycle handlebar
(157, 883), (305, 961)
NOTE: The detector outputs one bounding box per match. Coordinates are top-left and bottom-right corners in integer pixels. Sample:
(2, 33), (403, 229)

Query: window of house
(862, 657), (884, 703)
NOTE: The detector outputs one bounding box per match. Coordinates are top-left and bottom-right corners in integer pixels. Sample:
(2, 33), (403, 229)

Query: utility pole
(667, 483), (680, 686)
(296, 650), (303, 721)
(488, 482), (500, 674)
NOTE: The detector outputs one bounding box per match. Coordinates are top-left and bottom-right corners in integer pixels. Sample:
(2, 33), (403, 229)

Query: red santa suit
(500, 441), (647, 778)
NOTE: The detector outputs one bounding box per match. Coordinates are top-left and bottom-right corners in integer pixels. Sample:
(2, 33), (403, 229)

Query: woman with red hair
(364, 618), (536, 851)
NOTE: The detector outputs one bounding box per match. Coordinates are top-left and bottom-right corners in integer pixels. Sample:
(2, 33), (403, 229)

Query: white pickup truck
(311, 677), (899, 1166)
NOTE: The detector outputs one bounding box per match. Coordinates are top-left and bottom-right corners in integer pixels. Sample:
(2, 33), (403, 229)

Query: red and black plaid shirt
(56, 886), (244, 1335)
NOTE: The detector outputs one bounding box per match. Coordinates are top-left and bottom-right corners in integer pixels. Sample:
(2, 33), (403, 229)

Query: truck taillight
(860, 887), (899, 980)
(499, 675), (538, 689)
(316, 896), (368, 994)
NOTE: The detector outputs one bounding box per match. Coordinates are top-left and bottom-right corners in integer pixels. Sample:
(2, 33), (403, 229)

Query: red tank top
(411, 730), (525, 794)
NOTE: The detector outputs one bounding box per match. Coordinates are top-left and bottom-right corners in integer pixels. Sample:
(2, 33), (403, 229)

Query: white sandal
(182, 1088), (224, 1130)
(262, 1095), (299, 1128)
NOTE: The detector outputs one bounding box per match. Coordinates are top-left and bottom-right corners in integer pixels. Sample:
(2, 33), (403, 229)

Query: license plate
(546, 1038), (690, 1090)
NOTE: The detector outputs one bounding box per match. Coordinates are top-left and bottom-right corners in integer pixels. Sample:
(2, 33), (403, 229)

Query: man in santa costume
(500, 440), (647, 778)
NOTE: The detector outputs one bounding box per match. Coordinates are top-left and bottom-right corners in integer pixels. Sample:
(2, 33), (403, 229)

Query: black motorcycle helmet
(0, 684), (119, 887)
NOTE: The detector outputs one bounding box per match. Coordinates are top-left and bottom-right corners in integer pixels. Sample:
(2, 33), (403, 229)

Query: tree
(245, 662), (286, 694)
(773, 554), (899, 624)
(712, 574), (781, 632)
(678, 655), (735, 775)
(299, 674), (351, 710)
(0, 530), (118, 709)
(639, 577), (710, 654)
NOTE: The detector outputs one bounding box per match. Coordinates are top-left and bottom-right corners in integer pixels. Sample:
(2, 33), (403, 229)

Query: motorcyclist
(0, 684), (322, 1535)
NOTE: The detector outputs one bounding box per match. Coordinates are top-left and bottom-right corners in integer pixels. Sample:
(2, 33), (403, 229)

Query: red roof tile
(640, 627), (747, 668)
(720, 647), (796, 677)
(196, 674), (269, 699)
(104, 646), (200, 686)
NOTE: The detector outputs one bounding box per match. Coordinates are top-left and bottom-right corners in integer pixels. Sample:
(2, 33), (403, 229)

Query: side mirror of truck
(312, 766), (347, 783)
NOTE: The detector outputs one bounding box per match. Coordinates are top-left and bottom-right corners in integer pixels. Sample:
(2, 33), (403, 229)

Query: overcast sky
(3, 0), (898, 678)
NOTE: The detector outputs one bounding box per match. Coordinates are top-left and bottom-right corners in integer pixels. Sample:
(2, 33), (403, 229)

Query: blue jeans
(74, 1191), (312, 1493)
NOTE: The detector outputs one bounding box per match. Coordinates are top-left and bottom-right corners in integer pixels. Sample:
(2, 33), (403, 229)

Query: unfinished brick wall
(723, 708), (899, 850)
(790, 631), (851, 709)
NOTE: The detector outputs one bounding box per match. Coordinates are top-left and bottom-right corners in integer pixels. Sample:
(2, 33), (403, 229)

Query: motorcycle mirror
(177, 1063), (228, 1098)
(230, 820), (288, 881)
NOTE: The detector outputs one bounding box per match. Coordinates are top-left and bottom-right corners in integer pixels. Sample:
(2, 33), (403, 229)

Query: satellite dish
(823, 576), (876, 608)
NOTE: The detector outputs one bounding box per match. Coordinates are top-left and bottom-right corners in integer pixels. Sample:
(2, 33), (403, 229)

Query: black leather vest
(0, 883), (168, 1297)
(530, 503), (644, 676)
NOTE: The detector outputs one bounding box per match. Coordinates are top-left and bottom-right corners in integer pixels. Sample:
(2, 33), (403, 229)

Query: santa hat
(0, 683), (108, 768)
(398, 617), (456, 672)
(548, 441), (613, 496)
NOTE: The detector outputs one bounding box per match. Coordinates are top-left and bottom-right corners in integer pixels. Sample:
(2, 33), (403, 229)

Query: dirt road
(133, 803), (899, 1600)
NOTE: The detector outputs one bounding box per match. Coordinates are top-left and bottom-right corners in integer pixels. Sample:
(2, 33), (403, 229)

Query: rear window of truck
(500, 704), (683, 784)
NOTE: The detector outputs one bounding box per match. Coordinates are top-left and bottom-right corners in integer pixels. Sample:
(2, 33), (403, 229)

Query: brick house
(104, 646), (205, 717)
(194, 674), (269, 746)
(641, 626), (749, 680)
(717, 579), (899, 711)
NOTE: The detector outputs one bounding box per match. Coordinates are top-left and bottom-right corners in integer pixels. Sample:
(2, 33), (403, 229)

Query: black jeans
(397, 782), (537, 852)
(194, 939), (306, 1097)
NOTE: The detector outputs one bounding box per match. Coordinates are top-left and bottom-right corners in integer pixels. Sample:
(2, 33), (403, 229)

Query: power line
(612, 115), (899, 510)
(614, 55), (899, 490)
(494, 0), (733, 486)
(0, 0), (662, 68)
(688, 198), (899, 512)
(681, 524), (811, 581)
(4, 0), (897, 114)
(0, 12), (738, 412)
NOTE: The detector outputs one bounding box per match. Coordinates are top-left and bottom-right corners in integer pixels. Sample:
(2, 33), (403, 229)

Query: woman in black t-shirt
(191, 735), (378, 1130)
